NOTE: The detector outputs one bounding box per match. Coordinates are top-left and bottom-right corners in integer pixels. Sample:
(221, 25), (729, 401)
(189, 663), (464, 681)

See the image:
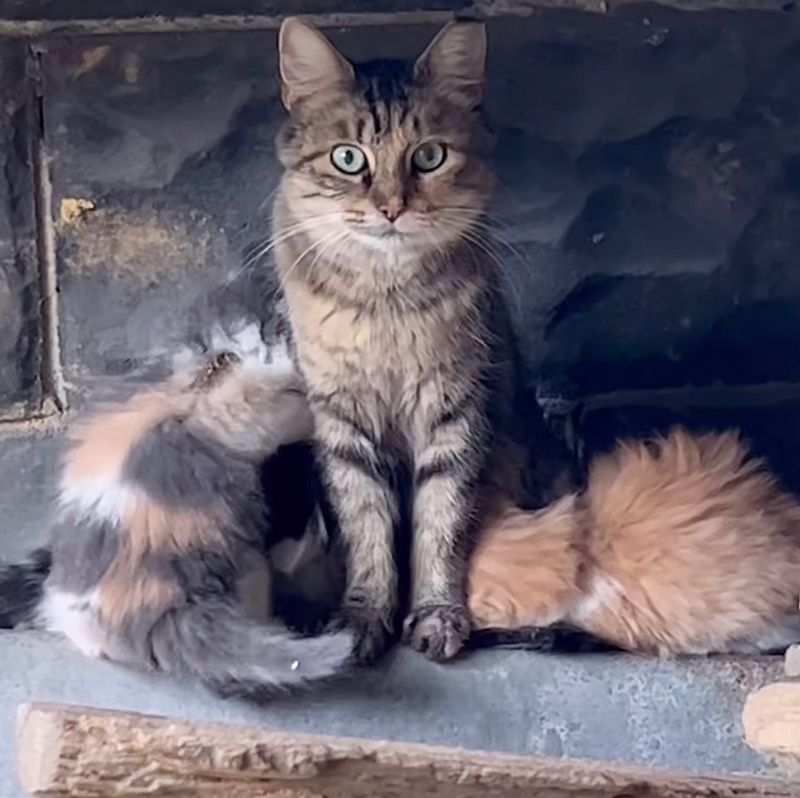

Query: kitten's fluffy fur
(1, 336), (351, 696)
(274, 18), (515, 664)
(469, 428), (800, 656)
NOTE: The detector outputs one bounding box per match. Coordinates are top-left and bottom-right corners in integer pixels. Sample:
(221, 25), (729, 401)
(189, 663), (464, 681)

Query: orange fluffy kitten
(468, 428), (800, 656)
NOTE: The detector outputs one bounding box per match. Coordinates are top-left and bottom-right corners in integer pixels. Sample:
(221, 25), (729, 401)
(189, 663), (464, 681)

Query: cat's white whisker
(222, 213), (344, 291)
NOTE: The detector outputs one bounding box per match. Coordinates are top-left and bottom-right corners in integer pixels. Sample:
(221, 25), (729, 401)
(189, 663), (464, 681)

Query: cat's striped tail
(0, 548), (51, 628)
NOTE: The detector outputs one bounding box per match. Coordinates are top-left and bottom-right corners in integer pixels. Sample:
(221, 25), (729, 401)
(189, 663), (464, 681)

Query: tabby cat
(0, 334), (351, 696)
(273, 17), (517, 663)
(468, 428), (800, 656)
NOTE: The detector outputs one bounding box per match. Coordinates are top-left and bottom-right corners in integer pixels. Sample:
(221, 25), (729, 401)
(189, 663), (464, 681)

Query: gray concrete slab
(0, 629), (785, 797)
(0, 428), (64, 561)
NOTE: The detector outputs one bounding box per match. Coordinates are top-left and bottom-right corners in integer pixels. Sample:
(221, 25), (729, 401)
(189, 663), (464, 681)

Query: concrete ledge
(0, 0), (795, 39)
(0, 630), (786, 796)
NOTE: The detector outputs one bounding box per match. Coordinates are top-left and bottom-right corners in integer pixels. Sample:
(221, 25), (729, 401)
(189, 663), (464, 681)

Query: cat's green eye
(331, 144), (367, 175)
(412, 142), (447, 173)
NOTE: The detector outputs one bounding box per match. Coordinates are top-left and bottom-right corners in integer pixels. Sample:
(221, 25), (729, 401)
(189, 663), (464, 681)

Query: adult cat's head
(275, 18), (492, 258)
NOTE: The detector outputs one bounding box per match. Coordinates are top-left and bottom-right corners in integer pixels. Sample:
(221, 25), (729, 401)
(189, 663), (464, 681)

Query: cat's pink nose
(379, 197), (405, 223)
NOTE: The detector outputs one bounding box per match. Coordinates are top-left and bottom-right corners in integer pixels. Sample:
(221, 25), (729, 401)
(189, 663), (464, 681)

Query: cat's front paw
(328, 605), (392, 665)
(403, 603), (471, 662)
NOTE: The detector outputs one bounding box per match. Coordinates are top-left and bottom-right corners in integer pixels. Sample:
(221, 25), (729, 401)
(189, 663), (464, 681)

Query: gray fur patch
(48, 517), (119, 594)
(169, 546), (240, 601)
(122, 416), (257, 510)
(148, 598), (352, 696)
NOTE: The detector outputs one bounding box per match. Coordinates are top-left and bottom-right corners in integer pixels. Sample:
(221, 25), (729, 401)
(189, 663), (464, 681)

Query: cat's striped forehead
(352, 59), (417, 139)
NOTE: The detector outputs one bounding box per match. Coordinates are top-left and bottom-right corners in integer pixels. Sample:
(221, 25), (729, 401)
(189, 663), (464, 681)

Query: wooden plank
(743, 683), (800, 776)
(16, 702), (794, 797)
(0, 0), (794, 39)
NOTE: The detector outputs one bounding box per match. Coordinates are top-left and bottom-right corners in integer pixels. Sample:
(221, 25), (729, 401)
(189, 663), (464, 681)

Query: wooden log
(743, 682), (800, 775)
(784, 646), (800, 678)
(16, 702), (795, 798)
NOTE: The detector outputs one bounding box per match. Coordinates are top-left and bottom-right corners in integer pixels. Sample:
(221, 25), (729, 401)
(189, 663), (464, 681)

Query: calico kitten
(273, 17), (516, 664)
(468, 428), (800, 656)
(0, 339), (352, 696)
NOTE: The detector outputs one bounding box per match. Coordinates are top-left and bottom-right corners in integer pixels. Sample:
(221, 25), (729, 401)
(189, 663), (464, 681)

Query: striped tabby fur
(273, 18), (513, 662)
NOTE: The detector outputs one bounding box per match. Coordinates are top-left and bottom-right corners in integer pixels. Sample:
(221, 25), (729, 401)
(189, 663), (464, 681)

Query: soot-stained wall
(2, 4), (800, 546)
(0, 44), (39, 421)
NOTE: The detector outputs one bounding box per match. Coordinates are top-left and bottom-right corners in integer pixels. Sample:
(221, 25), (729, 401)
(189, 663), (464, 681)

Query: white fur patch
(171, 344), (199, 372)
(203, 320), (298, 380)
(210, 320), (270, 366)
(38, 586), (107, 659)
(570, 572), (624, 625)
(59, 475), (137, 526)
(262, 339), (296, 378)
(172, 316), (300, 390)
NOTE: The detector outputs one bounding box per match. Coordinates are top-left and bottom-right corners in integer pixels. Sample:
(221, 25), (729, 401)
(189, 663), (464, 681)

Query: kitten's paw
(403, 604), (471, 662)
(328, 606), (392, 665)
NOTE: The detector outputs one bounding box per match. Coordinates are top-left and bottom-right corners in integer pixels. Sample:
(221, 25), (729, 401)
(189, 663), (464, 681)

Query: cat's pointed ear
(279, 18), (354, 111)
(414, 21), (487, 108)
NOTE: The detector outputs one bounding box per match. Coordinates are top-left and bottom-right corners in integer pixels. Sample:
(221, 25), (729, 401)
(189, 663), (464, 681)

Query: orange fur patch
(64, 390), (188, 484)
(124, 499), (231, 557)
(579, 429), (800, 654)
(99, 558), (181, 629)
(98, 500), (232, 628)
(469, 428), (800, 655)
(468, 497), (583, 629)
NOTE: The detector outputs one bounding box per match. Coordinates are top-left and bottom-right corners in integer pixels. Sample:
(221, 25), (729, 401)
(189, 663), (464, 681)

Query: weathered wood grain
(744, 682), (800, 776)
(16, 702), (795, 797)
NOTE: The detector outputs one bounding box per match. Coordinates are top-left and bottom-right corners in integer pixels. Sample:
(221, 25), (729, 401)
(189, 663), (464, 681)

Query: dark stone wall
(39, 11), (800, 398)
(39, 11), (800, 396)
(44, 32), (284, 397)
(3, 4), (800, 544)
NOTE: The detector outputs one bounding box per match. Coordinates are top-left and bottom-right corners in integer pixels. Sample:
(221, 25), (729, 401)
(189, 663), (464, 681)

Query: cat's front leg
(314, 400), (399, 664)
(403, 396), (489, 661)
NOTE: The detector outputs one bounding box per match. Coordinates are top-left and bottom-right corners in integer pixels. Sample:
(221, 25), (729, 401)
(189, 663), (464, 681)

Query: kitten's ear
(278, 18), (354, 111)
(414, 21), (487, 108)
